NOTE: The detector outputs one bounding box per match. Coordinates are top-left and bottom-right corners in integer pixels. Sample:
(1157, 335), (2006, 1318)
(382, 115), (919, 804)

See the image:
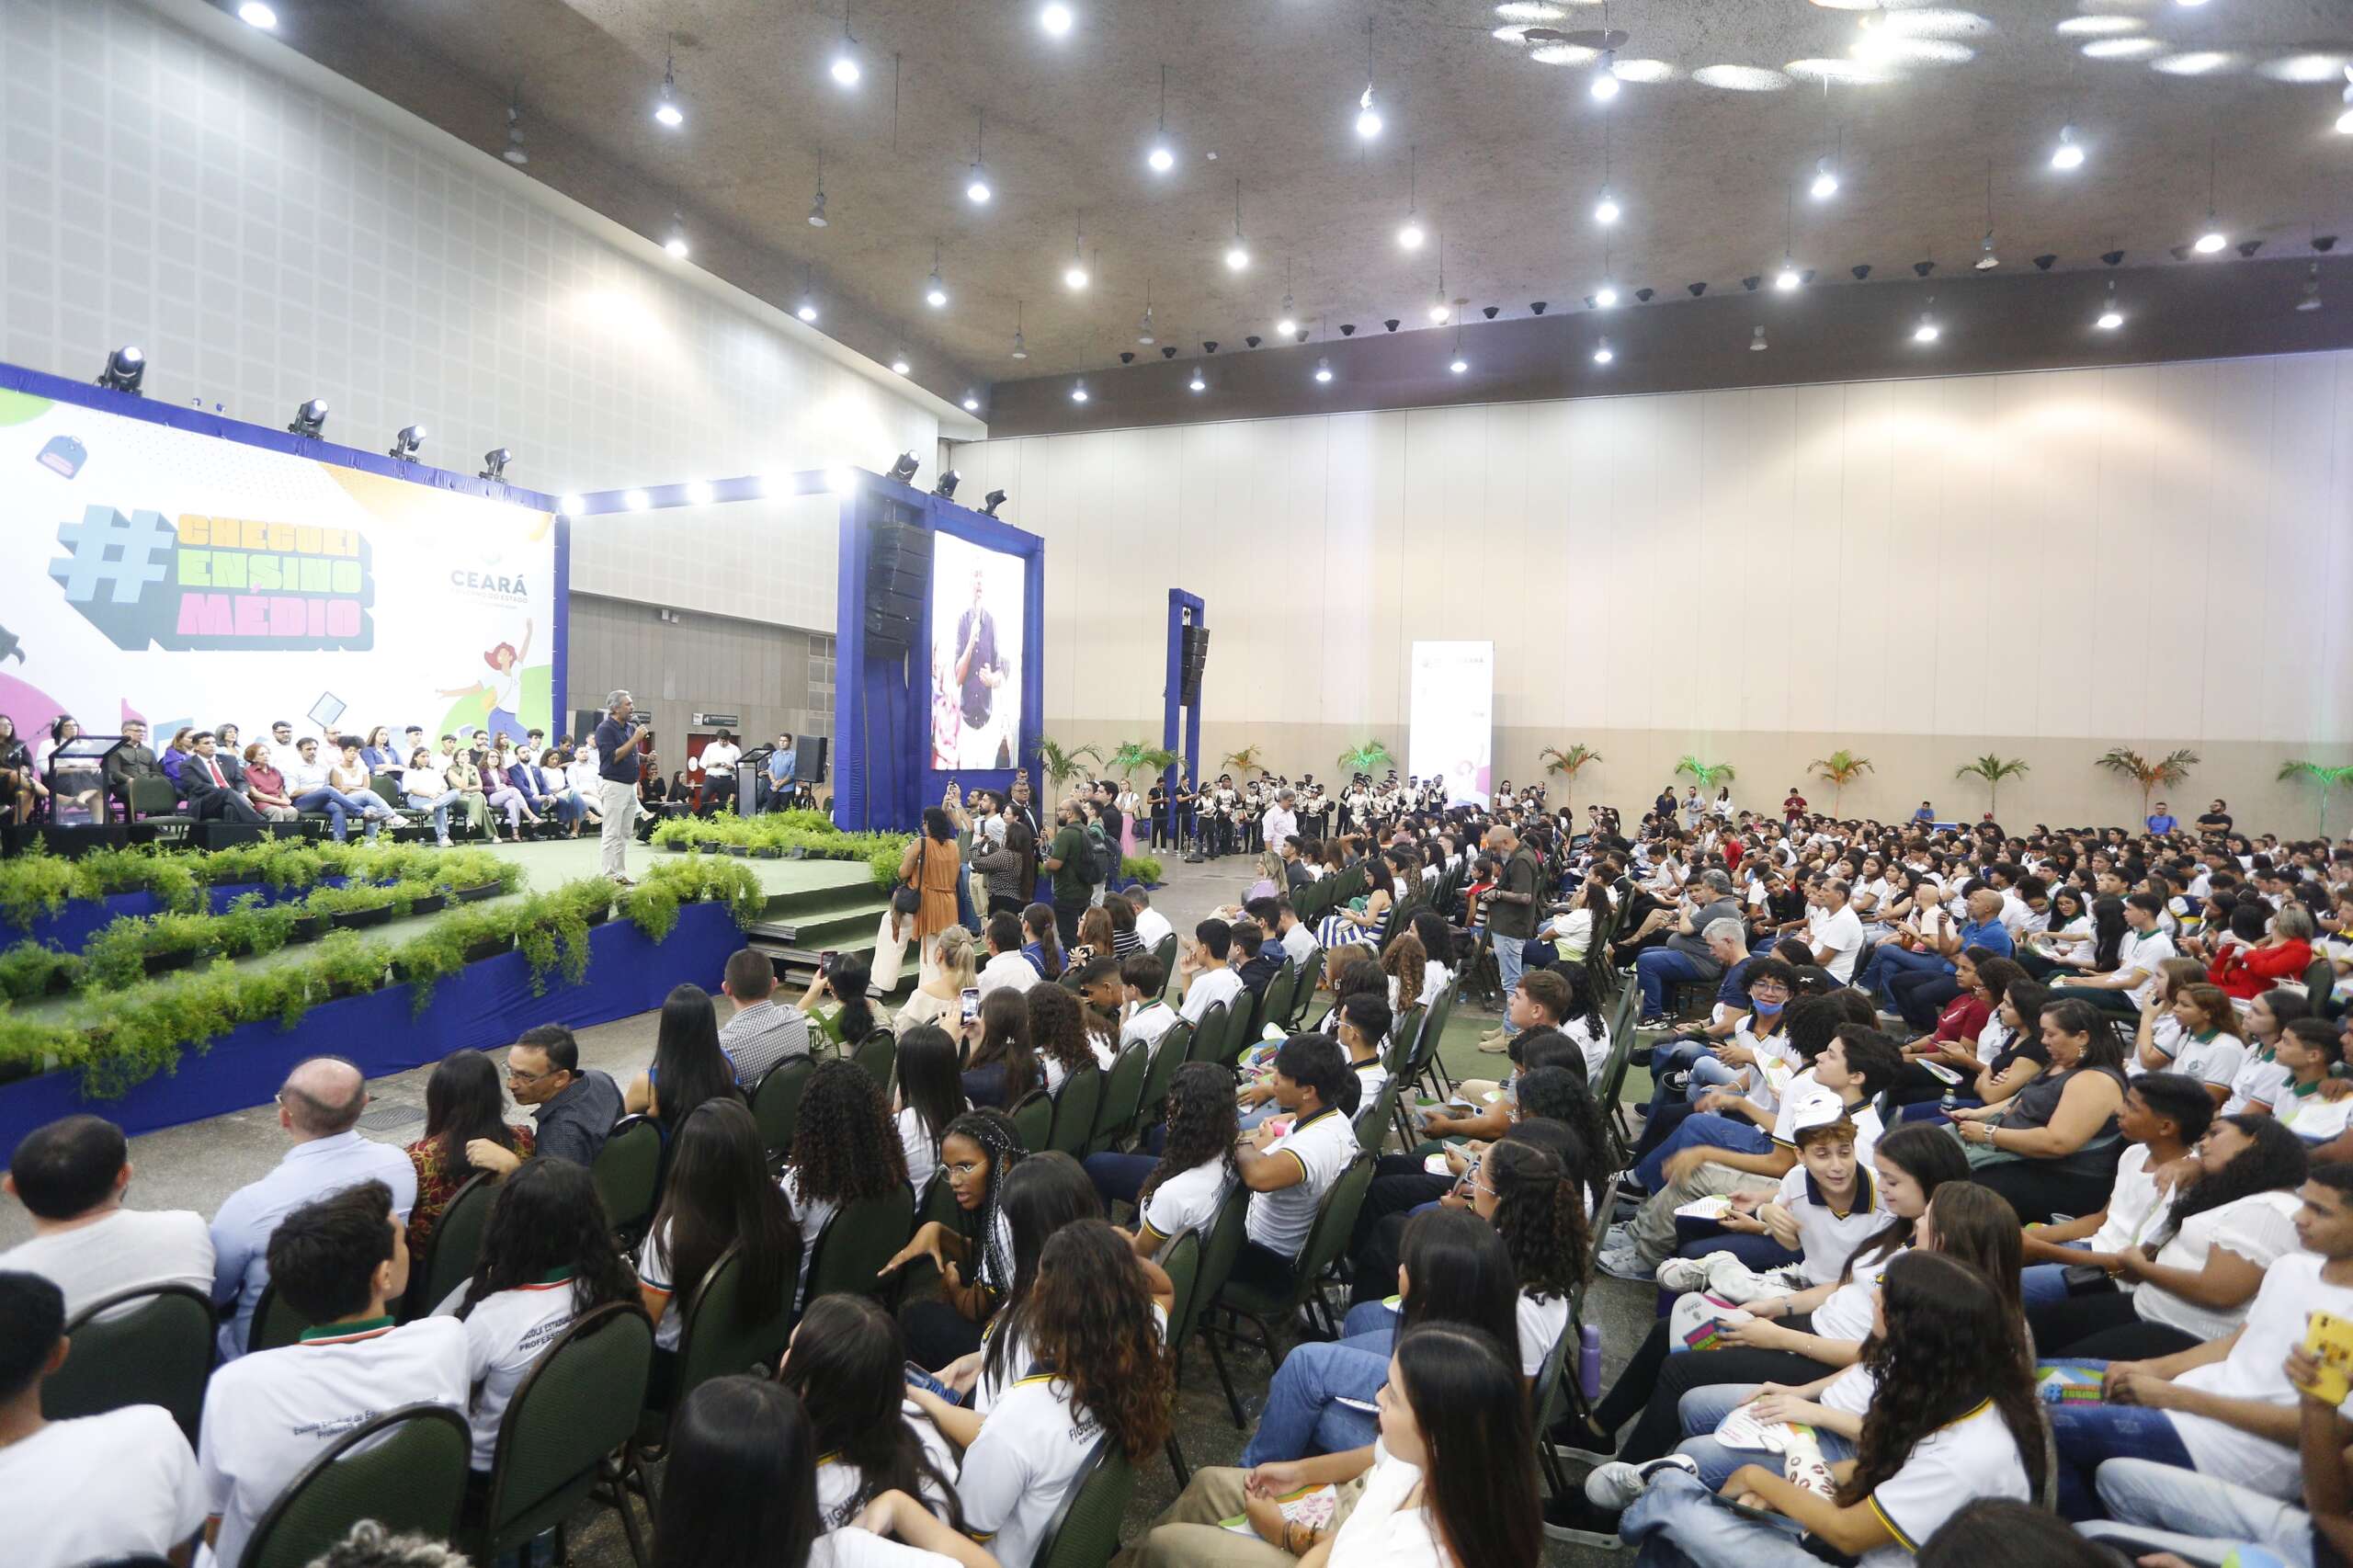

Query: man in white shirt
(264, 719), (306, 778)
(1275, 896), (1319, 968)
(1129, 886), (1175, 952)
(692, 728), (742, 816)
(1229, 1035), (1360, 1292)
(1262, 789), (1300, 864)
(1, 1114), (213, 1321)
(1177, 918), (1246, 1026)
(284, 735), (392, 843)
(1120, 952), (1179, 1056)
(0, 1271), (206, 1568)
(977, 911), (1040, 998)
(198, 1180), (470, 1568)
(1807, 878), (1866, 983)
(209, 1057), (417, 1359)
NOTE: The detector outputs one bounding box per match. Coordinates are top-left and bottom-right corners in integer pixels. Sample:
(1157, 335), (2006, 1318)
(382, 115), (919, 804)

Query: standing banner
(0, 384), (559, 756)
(1407, 640), (1495, 808)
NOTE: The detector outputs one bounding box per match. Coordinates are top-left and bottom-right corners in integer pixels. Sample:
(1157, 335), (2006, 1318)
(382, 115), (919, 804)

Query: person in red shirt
(2208, 901), (2316, 1001)
(1781, 789), (1806, 823)
(1886, 951), (2013, 1111)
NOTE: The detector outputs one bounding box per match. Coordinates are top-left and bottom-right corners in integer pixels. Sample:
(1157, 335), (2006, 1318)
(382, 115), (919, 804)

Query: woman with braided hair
(881, 1107), (1025, 1369)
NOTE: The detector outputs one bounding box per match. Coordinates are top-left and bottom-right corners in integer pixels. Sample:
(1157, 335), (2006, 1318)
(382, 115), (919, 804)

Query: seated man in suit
(100, 718), (165, 816)
(180, 731), (265, 824)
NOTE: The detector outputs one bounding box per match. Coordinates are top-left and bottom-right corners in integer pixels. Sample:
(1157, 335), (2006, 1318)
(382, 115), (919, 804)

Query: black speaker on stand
(1177, 624), (1210, 860)
(863, 513), (933, 657)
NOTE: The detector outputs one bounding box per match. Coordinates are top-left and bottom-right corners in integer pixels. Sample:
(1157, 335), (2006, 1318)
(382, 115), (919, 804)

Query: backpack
(1088, 824), (1118, 884)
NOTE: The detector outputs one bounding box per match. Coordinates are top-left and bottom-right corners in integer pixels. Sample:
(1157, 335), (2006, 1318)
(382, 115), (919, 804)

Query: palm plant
(1538, 744), (1604, 816)
(1104, 742), (1180, 787)
(1032, 735), (1102, 812)
(2278, 759), (2353, 836)
(1220, 745), (1266, 782)
(1808, 750), (1874, 815)
(1336, 739), (1396, 775)
(2095, 746), (2199, 822)
(1674, 755), (1735, 794)
(1953, 754), (2030, 818)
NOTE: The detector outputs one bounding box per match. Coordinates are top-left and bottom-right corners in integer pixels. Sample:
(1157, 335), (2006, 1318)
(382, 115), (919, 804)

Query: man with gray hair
(206, 1056), (415, 1358)
(591, 689), (645, 884)
(1633, 869), (1749, 1025)
(1262, 788), (1299, 868)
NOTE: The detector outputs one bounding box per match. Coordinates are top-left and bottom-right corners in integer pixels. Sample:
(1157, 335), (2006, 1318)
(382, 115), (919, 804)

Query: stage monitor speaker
(37, 823), (130, 859)
(792, 735), (830, 782)
(573, 708), (604, 744)
(865, 520), (934, 653)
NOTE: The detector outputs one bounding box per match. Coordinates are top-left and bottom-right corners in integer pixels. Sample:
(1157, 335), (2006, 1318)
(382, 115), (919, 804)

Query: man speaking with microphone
(953, 565), (1009, 768)
(593, 689), (649, 885)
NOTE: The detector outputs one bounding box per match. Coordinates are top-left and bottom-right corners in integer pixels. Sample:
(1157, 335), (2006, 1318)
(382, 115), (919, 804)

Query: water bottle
(1940, 1083), (1957, 1118)
(1578, 1323), (1603, 1400)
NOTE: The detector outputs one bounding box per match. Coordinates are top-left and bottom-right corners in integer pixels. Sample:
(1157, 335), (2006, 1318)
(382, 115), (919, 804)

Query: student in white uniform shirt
(2052, 892), (2176, 1017)
(777, 1296), (963, 1535)
(0, 1113), (214, 1321)
(434, 1159), (642, 1471)
(2274, 1017), (2353, 1146)
(1129, 1320), (1544, 1567)
(1, 1271), (207, 1568)
(778, 1060), (913, 1310)
(1128, 885), (1176, 953)
(1228, 1035), (1362, 1296)
(2165, 981), (2249, 1108)
(1176, 917), (1247, 1025)
(635, 1100), (802, 1357)
(1116, 1063), (1240, 1257)
(654, 1374), (1002, 1568)
(1806, 880), (1866, 983)
(1619, 1250), (2040, 1567)
(1118, 953), (1179, 1059)
(890, 1027), (969, 1196)
(198, 1180), (471, 1568)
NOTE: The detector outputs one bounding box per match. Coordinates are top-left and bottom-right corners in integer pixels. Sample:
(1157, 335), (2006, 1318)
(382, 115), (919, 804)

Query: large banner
(1408, 640), (1495, 808)
(928, 531), (1027, 771)
(1, 387), (558, 757)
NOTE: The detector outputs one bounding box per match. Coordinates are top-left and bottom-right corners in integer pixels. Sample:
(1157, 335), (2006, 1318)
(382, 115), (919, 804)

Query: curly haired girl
(779, 1059), (910, 1309)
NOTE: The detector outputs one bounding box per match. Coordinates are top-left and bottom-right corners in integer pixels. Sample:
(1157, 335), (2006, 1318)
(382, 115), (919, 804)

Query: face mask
(1753, 995), (1787, 1017)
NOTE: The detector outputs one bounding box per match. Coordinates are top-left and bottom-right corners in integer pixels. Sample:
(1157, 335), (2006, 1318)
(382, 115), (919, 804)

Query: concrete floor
(5, 845), (1649, 1564)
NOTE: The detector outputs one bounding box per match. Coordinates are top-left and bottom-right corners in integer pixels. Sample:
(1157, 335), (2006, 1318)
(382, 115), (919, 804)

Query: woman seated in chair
(635, 1099), (800, 1396)
(441, 1158), (638, 1472)
(404, 1050), (532, 1252)
(626, 983), (744, 1134)
(1084, 1060), (1236, 1228)
(891, 1025), (969, 1194)
(960, 989), (1040, 1111)
(881, 1108), (1024, 1369)
(779, 1060), (911, 1311)
(1027, 983), (1097, 1098)
(777, 1294), (965, 1536)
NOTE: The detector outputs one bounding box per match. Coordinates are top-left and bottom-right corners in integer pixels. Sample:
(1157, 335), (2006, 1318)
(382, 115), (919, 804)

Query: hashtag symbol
(49, 505), (175, 605)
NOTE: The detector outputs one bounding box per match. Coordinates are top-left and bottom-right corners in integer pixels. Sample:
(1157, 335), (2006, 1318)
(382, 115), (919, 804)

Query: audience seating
(1090, 1041), (1149, 1154)
(1010, 1087), (1054, 1153)
(1133, 1020), (1190, 1131)
(591, 1115), (663, 1242)
(1216, 994), (1256, 1066)
(1199, 1152), (1376, 1426)
(1184, 1002), (1229, 1066)
(803, 1185), (918, 1303)
(397, 1173), (494, 1323)
(1048, 1064), (1102, 1157)
(40, 1283), (214, 1446)
(239, 1403), (471, 1568)
(1029, 1436), (1137, 1568)
(1154, 1226), (1206, 1486)
(247, 1282), (310, 1354)
(1258, 962), (1298, 1048)
(850, 1028), (897, 1092)
(1283, 947), (1324, 1029)
(1150, 934), (1178, 997)
(460, 1302), (655, 1568)
(748, 1059), (814, 1163)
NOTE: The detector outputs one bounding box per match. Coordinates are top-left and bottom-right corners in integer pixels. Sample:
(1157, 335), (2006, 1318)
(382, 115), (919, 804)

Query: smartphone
(819, 949), (837, 975)
(903, 1360), (959, 1403)
(959, 987), (981, 1024)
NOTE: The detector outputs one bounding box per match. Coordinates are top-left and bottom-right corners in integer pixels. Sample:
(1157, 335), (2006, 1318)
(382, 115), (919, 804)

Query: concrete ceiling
(257, 0), (2352, 417)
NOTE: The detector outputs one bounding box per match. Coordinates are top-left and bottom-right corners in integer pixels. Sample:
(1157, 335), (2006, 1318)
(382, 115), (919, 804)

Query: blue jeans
(1084, 1152), (1154, 1210)
(1637, 1113), (1772, 1194)
(1636, 948), (1707, 1021)
(1236, 1337), (1387, 1465)
(2021, 1243), (2092, 1307)
(1620, 1469), (1823, 1568)
(2081, 1458), (2315, 1568)
(406, 789), (465, 839)
(2048, 1359), (2196, 1519)
(1496, 933), (1528, 1038)
(1858, 942), (1949, 1005)
(293, 786), (382, 841)
(1673, 1383), (1857, 1490)
(1340, 1301), (1398, 1339)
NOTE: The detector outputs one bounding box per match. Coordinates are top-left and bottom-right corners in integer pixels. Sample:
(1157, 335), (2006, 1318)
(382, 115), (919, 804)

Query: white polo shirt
(1857, 1400), (2031, 1566)
(635, 1221), (685, 1349)
(435, 1272), (585, 1470)
(1245, 1104), (1360, 1258)
(1517, 1290), (1573, 1378)
(1281, 921), (1320, 967)
(1139, 1157), (1233, 1249)
(210, 1131), (418, 1359)
(9, 1404), (204, 1568)
(1773, 1165), (1885, 1287)
(0, 1207), (214, 1321)
(2220, 1047), (2292, 1115)
(977, 949), (1040, 999)
(2167, 1252), (2353, 1497)
(198, 1316), (470, 1568)
(1180, 965), (1245, 1027)
(2172, 1030), (2248, 1096)
(1132, 906), (1175, 950)
(1812, 904), (1864, 982)
(956, 1372), (1102, 1568)
(2279, 1081), (2353, 1144)
(2116, 928), (2177, 1011)
(1122, 1000), (1178, 1058)
(813, 1400), (958, 1530)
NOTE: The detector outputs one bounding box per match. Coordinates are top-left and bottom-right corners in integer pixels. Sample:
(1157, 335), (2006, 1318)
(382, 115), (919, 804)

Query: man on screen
(952, 566), (1010, 768)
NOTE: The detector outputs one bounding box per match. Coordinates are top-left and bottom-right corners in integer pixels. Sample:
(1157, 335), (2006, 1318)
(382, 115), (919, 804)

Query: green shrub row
(0, 854), (766, 1100)
(647, 812), (915, 890)
(1120, 855), (1165, 885)
(0, 838), (525, 931)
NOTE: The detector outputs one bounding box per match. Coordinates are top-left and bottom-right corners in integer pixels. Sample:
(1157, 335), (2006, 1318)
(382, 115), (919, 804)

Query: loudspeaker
(198, 822), (267, 851)
(1179, 624), (1210, 704)
(792, 734), (830, 782)
(572, 709), (603, 745)
(864, 520), (934, 653)
(36, 823), (129, 858)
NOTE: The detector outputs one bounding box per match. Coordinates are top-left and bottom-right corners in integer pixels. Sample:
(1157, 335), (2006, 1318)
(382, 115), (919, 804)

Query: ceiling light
(891, 356), (910, 374)
(1810, 159), (1839, 199)
(1594, 283), (1620, 309)
(2339, 107), (2353, 135)
(1189, 369), (1207, 392)
(1314, 357), (1334, 383)
(926, 271), (947, 308)
(962, 394), (980, 411)
(654, 53), (683, 128)
(1594, 187), (1620, 225)
(684, 479), (713, 505)
(2096, 281), (2124, 331)
(1356, 85), (1382, 140)
(558, 493), (584, 516)
(807, 188), (828, 226)
(1592, 339), (1614, 365)
(1040, 3), (1074, 37)
(1225, 179), (1249, 269)
(1428, 297), (1449, 324)
(389, 425), (426, 461)
(1064, 213), (1089, 289)
(2052, 124), (2086, 170)
(1449, 355), (1469, 374)
(2299, 262), (2324, 312)
(1070, 380), (1089, 403)
(96, 345), (145, 394)
(2195, 228), (2227, 254)
(1591, 53), (1621, 100)
(1974, 234), (1998, 270)
(237, 2), (277, 28)
(1138, 301), (1155, 344)
(832, 53), (860, 85)
(287, 398), (327, 437)
(1775, 260), (1802, 290)
(622, 488), (649, 511)
(966, 169), (992, 204)
(1276, 290), (1297, 336)
(1394, 219), (1427, 251)
(2175, 0), (2209, 6)
(1064, 261), (1089, 289)
(1148, 142), (1176, 172)
(797, 297), (818, 323)
(1012, 304), (1029, 359)
(1751, 325), (1768, 352)
(1912, 309), (1939, 344)
(503, 95), (529, 165)
(663, 217), (689, 259)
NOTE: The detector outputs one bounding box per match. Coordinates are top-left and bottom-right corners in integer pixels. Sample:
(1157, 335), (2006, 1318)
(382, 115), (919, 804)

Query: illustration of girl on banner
(438, 618), (532, 744)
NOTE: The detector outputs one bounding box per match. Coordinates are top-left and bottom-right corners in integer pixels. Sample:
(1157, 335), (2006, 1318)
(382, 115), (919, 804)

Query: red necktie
(208, 759), (224, 787)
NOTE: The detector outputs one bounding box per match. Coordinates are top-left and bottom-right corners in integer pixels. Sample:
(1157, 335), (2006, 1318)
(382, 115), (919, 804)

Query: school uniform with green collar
(434, 1267), (585, 1470)
(2278, 1077), (2353, 1144)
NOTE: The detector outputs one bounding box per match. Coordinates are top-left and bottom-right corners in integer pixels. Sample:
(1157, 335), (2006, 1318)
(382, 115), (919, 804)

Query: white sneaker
(1654, 1256), (1713, 1293)
(1703, 1252), (1790, 1305)
(1595, 1246), (1655, 1283)
(1584, 1454), (1699, 1509)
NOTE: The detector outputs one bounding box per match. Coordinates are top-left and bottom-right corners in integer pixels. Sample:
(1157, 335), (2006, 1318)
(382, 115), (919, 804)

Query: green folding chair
(749, 1057), (815, 1162)
(41, 1284), (215, 1446)
(399, 1172), (496, 1322)
(247, 1283), (310, 1354)
(592, 1115), (663, 1244)
(238, 1403), (471, 1568)
(1259, 962), (1298, 1046)
(1185, 1002), (1229, 1065)
(1090, 1042), (1150, 1154)
(634, 1241), (797, 1466)
(1151, 933), (1179, 997)
(803, 1185), (918, 1304)
(1028, 1435), (1138, 1568)
(460, 1302), (655, 1567)
(851, 1029), (897, 1089)
(1010, 1087), (1054, 1153)
(1048, 1066), (1100, 1157)
(1218, 993), (1258, 1065)
(1285, 948), (1324, 1029)
(1200, 1153), (1374, 1426)
(1131, 1025), (1190, 1142)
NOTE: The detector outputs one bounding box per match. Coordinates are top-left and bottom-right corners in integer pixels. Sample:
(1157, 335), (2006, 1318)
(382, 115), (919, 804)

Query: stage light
(2052, 125), (2086, 170)
(480, 449), (514, 482)
(824, 467), (858, 496)
(1592, 338), (1614, 364)
(654, 54), (683, 128)
(1594, 282), (1620, 309)
(558, 493), (585, 516)
(2096, 280), (2124, 331)
(962, 394), (980, 411)
(889, 451), (921, 484)
(1810, 159), (1838, 199)
(934, 469), (961, 500)
(1594, 187), (1620, 225)
(287, 399), (327, 437)
(983, 489), (1008, 517)
(891, 356), (911, 374)
(96, 345), (145, 394)
(237, 1), (277, 28)
(1041, 3), (1074, 37)
(1188, 369), (1207, 392)
(389, 425), (426, 461)
(1775, 260), (1802, 291)
(2194, 228), (2227, 254)
(1751, 325), (1768, 352)
(684, 478), (713, 504)
(623, 488), (650, 510)
(1314, 357), (1334, 383)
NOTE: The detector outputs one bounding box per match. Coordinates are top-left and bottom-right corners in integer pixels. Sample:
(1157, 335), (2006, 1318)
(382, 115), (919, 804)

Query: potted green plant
(313, 930), (390, 999)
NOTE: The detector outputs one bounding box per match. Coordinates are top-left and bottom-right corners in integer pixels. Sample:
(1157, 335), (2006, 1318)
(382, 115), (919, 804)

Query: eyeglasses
(505, 1064), (555, 1085)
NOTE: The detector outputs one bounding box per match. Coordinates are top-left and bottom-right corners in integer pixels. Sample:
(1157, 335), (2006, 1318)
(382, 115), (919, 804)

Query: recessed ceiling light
(1040, 3), (1074, 37)
(1592, 339), (1614, 364)
(1314, 357), (1334, 383)
(237, 1), (277, 28)
(891, 356), (911, 373)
